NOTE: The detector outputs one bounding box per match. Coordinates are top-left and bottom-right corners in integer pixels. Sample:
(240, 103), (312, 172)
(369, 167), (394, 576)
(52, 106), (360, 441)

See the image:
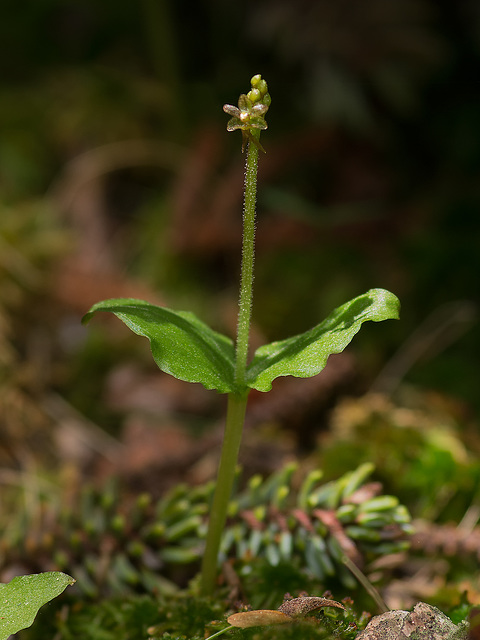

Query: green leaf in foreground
(246, 288), (400, 392)
(82, 298), (236, 393)
(0, 572), (75, 639)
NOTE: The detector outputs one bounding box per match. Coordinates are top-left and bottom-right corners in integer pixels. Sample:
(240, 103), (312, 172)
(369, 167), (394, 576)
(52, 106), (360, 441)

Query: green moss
(21, 590), (366, 640)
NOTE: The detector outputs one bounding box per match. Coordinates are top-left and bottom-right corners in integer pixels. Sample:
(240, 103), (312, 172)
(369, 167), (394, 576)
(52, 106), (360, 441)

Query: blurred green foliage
(1, 0), (479, 414)
(320, 392), (480, 522)
(23, 589), (363, 640)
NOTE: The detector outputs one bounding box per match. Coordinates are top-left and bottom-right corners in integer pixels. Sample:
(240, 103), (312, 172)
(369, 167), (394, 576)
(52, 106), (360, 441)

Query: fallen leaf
(227, 610), (291, 628)
(278, 596), (345, 617)
(227, 595), (346, 629)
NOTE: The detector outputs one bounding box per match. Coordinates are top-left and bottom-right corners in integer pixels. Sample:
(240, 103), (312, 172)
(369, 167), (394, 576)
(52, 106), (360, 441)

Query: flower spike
(223, 74), (271, 152)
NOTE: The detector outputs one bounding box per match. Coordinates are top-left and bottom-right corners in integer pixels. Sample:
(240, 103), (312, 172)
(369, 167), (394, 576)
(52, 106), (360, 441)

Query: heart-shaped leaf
(0, 572), (75, 639)
(246, 288), (399, 392)
(82, 299), (236, 393)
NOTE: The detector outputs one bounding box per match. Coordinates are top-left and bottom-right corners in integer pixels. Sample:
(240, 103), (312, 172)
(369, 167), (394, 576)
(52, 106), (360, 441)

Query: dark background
(1, 0), (479, 425)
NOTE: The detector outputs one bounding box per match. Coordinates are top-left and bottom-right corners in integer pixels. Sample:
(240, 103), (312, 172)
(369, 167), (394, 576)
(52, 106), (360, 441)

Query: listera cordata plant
(83, 75), (400, 596)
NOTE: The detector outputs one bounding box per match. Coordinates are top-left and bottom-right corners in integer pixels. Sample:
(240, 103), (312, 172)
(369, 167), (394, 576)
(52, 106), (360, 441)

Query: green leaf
(0, 572), (75, 639)
(82, 298), (236, 393)
(246, 288), (400, 392)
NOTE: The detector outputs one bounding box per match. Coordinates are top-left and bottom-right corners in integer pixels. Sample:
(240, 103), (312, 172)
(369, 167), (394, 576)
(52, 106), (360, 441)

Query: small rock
(356, 602), (468, 640)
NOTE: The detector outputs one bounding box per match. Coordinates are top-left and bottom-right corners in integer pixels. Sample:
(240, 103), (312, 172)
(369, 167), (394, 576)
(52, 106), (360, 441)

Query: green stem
(200, 139), (259, 595)
(235, 138), (259, 387)
(342, 555), (388, 613)
(205, 625), (234, 640)
(200, 391), (248, 595)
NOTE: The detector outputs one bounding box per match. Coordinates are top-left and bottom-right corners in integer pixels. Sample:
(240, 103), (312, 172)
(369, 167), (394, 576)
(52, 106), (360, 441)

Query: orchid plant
(83, 75), (400, 596)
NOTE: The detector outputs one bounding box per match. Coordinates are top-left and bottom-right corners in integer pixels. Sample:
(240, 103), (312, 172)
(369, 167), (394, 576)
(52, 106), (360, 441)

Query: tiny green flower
(223, 74), (271, 152)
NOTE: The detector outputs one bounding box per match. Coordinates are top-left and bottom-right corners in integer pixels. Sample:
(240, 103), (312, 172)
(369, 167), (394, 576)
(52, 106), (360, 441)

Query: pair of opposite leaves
(83, 289), (400, 394)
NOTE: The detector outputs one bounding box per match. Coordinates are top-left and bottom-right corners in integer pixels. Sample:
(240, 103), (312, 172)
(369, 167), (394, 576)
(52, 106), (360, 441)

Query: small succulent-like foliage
(0, 463), (412, 599)
(220, 462), (412, 588)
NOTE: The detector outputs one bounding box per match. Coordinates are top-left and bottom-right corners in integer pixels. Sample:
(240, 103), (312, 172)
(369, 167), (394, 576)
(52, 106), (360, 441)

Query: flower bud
(247, 88), (261, 103)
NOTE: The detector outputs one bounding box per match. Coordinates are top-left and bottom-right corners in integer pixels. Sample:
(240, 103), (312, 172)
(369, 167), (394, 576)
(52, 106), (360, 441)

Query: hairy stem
(200, 138), (259, 595)
(234, 138), (259, 386)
